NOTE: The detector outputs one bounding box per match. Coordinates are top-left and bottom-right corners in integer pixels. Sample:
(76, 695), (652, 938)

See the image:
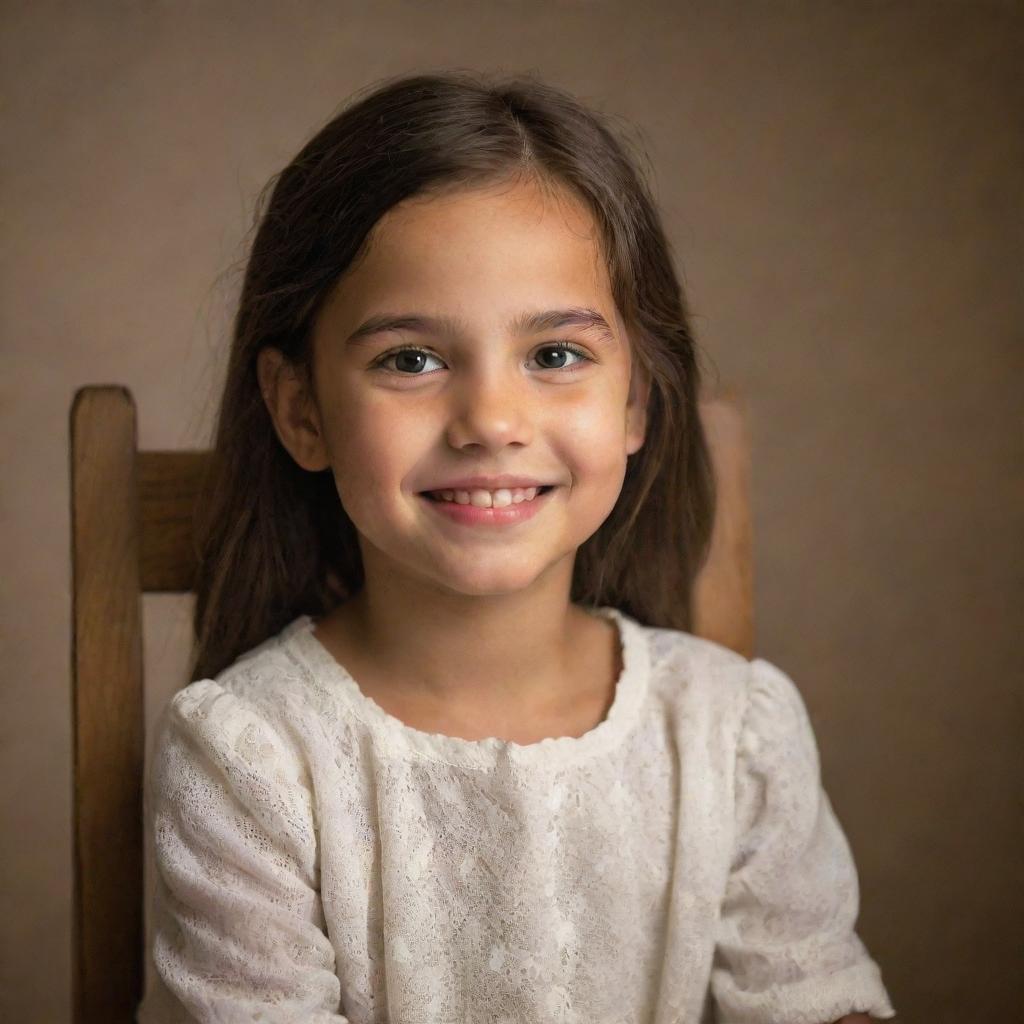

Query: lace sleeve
(138, 679), (350, 1023)
(709, 658), (897, 1024)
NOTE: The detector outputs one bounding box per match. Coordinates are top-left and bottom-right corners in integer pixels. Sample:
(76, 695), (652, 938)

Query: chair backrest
(68, 382), (753, 1024)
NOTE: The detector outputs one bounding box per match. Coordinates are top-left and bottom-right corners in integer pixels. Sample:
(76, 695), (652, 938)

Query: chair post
(69, 385), (145, 1023)
(694, 388), (755, 658)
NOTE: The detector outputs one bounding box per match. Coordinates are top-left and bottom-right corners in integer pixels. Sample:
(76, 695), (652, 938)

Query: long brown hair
(190, 69), (717, 682)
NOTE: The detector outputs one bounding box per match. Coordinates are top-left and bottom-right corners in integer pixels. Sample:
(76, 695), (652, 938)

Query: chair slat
(69, 386), (145, 1023)
(138, 451), (208, 592)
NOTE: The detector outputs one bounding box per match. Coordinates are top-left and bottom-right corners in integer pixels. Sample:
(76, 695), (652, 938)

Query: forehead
(320, 179), (618, 332)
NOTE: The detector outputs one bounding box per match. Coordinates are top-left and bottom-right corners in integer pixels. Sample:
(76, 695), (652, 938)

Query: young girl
(137, 71), (897, 1024)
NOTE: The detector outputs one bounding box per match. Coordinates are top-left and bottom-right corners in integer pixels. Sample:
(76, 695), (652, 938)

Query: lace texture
(136, 606), (896, 1024)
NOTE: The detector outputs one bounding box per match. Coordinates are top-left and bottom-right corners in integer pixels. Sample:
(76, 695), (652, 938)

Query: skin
(258, 176), (651, 732)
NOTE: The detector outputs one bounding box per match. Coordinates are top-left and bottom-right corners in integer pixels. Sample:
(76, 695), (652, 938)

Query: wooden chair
(68, 382), (753, 1024)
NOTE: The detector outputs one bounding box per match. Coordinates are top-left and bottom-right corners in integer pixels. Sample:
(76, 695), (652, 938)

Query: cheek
(326, 401), (427, 495)
(557, 394), (631, 468)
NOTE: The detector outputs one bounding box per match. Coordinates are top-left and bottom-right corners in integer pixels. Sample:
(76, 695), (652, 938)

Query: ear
(256, 346), (331, 472)
(625, 351), (651, 457)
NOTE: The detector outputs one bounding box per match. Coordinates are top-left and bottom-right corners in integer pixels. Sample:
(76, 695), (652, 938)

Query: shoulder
(631, 619), (813, 756)
(146, 632), (324, 890)
(157, 616), (321, 774)
(736, 656), (822, 780)
(636, 619), (752, 717)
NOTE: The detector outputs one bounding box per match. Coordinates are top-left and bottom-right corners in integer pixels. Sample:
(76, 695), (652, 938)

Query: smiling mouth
(420, 485), (556, 503)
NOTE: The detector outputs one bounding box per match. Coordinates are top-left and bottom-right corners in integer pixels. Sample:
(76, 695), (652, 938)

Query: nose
(444, 367), (535, 455)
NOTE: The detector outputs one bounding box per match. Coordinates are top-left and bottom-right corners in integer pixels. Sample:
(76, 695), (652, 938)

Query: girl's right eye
(371, 346), (444, 376)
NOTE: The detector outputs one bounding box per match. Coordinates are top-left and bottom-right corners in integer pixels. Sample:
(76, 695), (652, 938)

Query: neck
(316, 573), (598, 714)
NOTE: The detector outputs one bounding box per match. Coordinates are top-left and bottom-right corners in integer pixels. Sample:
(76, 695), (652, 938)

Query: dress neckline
(280, 604), (650, 768)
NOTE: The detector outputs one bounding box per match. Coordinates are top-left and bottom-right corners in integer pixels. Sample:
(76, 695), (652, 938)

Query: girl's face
(261, 177), (649, 602)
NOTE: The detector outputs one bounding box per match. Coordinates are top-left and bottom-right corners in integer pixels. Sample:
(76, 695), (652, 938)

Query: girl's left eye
(371, 341), (593, 376)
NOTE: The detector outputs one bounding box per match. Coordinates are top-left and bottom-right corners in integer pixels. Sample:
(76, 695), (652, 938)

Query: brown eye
(533, 342), (592, 370)
(393, 351), (427, 373)
(372, 346), (442, 375)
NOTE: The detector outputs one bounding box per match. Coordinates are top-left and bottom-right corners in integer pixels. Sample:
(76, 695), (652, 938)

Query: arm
(137, 679), (350, 1023)
(709, 659), (897, 1024)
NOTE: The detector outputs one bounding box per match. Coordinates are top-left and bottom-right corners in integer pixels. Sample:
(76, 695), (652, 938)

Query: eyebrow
(344, 307), (617, 347)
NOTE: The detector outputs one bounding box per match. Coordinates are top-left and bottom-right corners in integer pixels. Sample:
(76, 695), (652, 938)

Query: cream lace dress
(135, 605), (897, 1024)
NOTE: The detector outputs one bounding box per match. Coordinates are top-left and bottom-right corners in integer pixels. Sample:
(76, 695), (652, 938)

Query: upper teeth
(431, 487), (543, 507)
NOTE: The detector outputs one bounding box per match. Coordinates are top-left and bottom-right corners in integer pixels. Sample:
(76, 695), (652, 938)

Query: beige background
(3, 1), (1021, 1021)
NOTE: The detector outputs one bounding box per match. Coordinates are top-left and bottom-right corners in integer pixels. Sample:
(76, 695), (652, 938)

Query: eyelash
(371, 341), (594, 377)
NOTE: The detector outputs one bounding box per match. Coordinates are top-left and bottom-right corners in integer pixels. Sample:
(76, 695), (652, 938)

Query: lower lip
(418, 487), (557, 526)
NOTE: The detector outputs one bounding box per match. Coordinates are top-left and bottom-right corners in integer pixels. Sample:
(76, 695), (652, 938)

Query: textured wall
(2, 1), (1020, 1020)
